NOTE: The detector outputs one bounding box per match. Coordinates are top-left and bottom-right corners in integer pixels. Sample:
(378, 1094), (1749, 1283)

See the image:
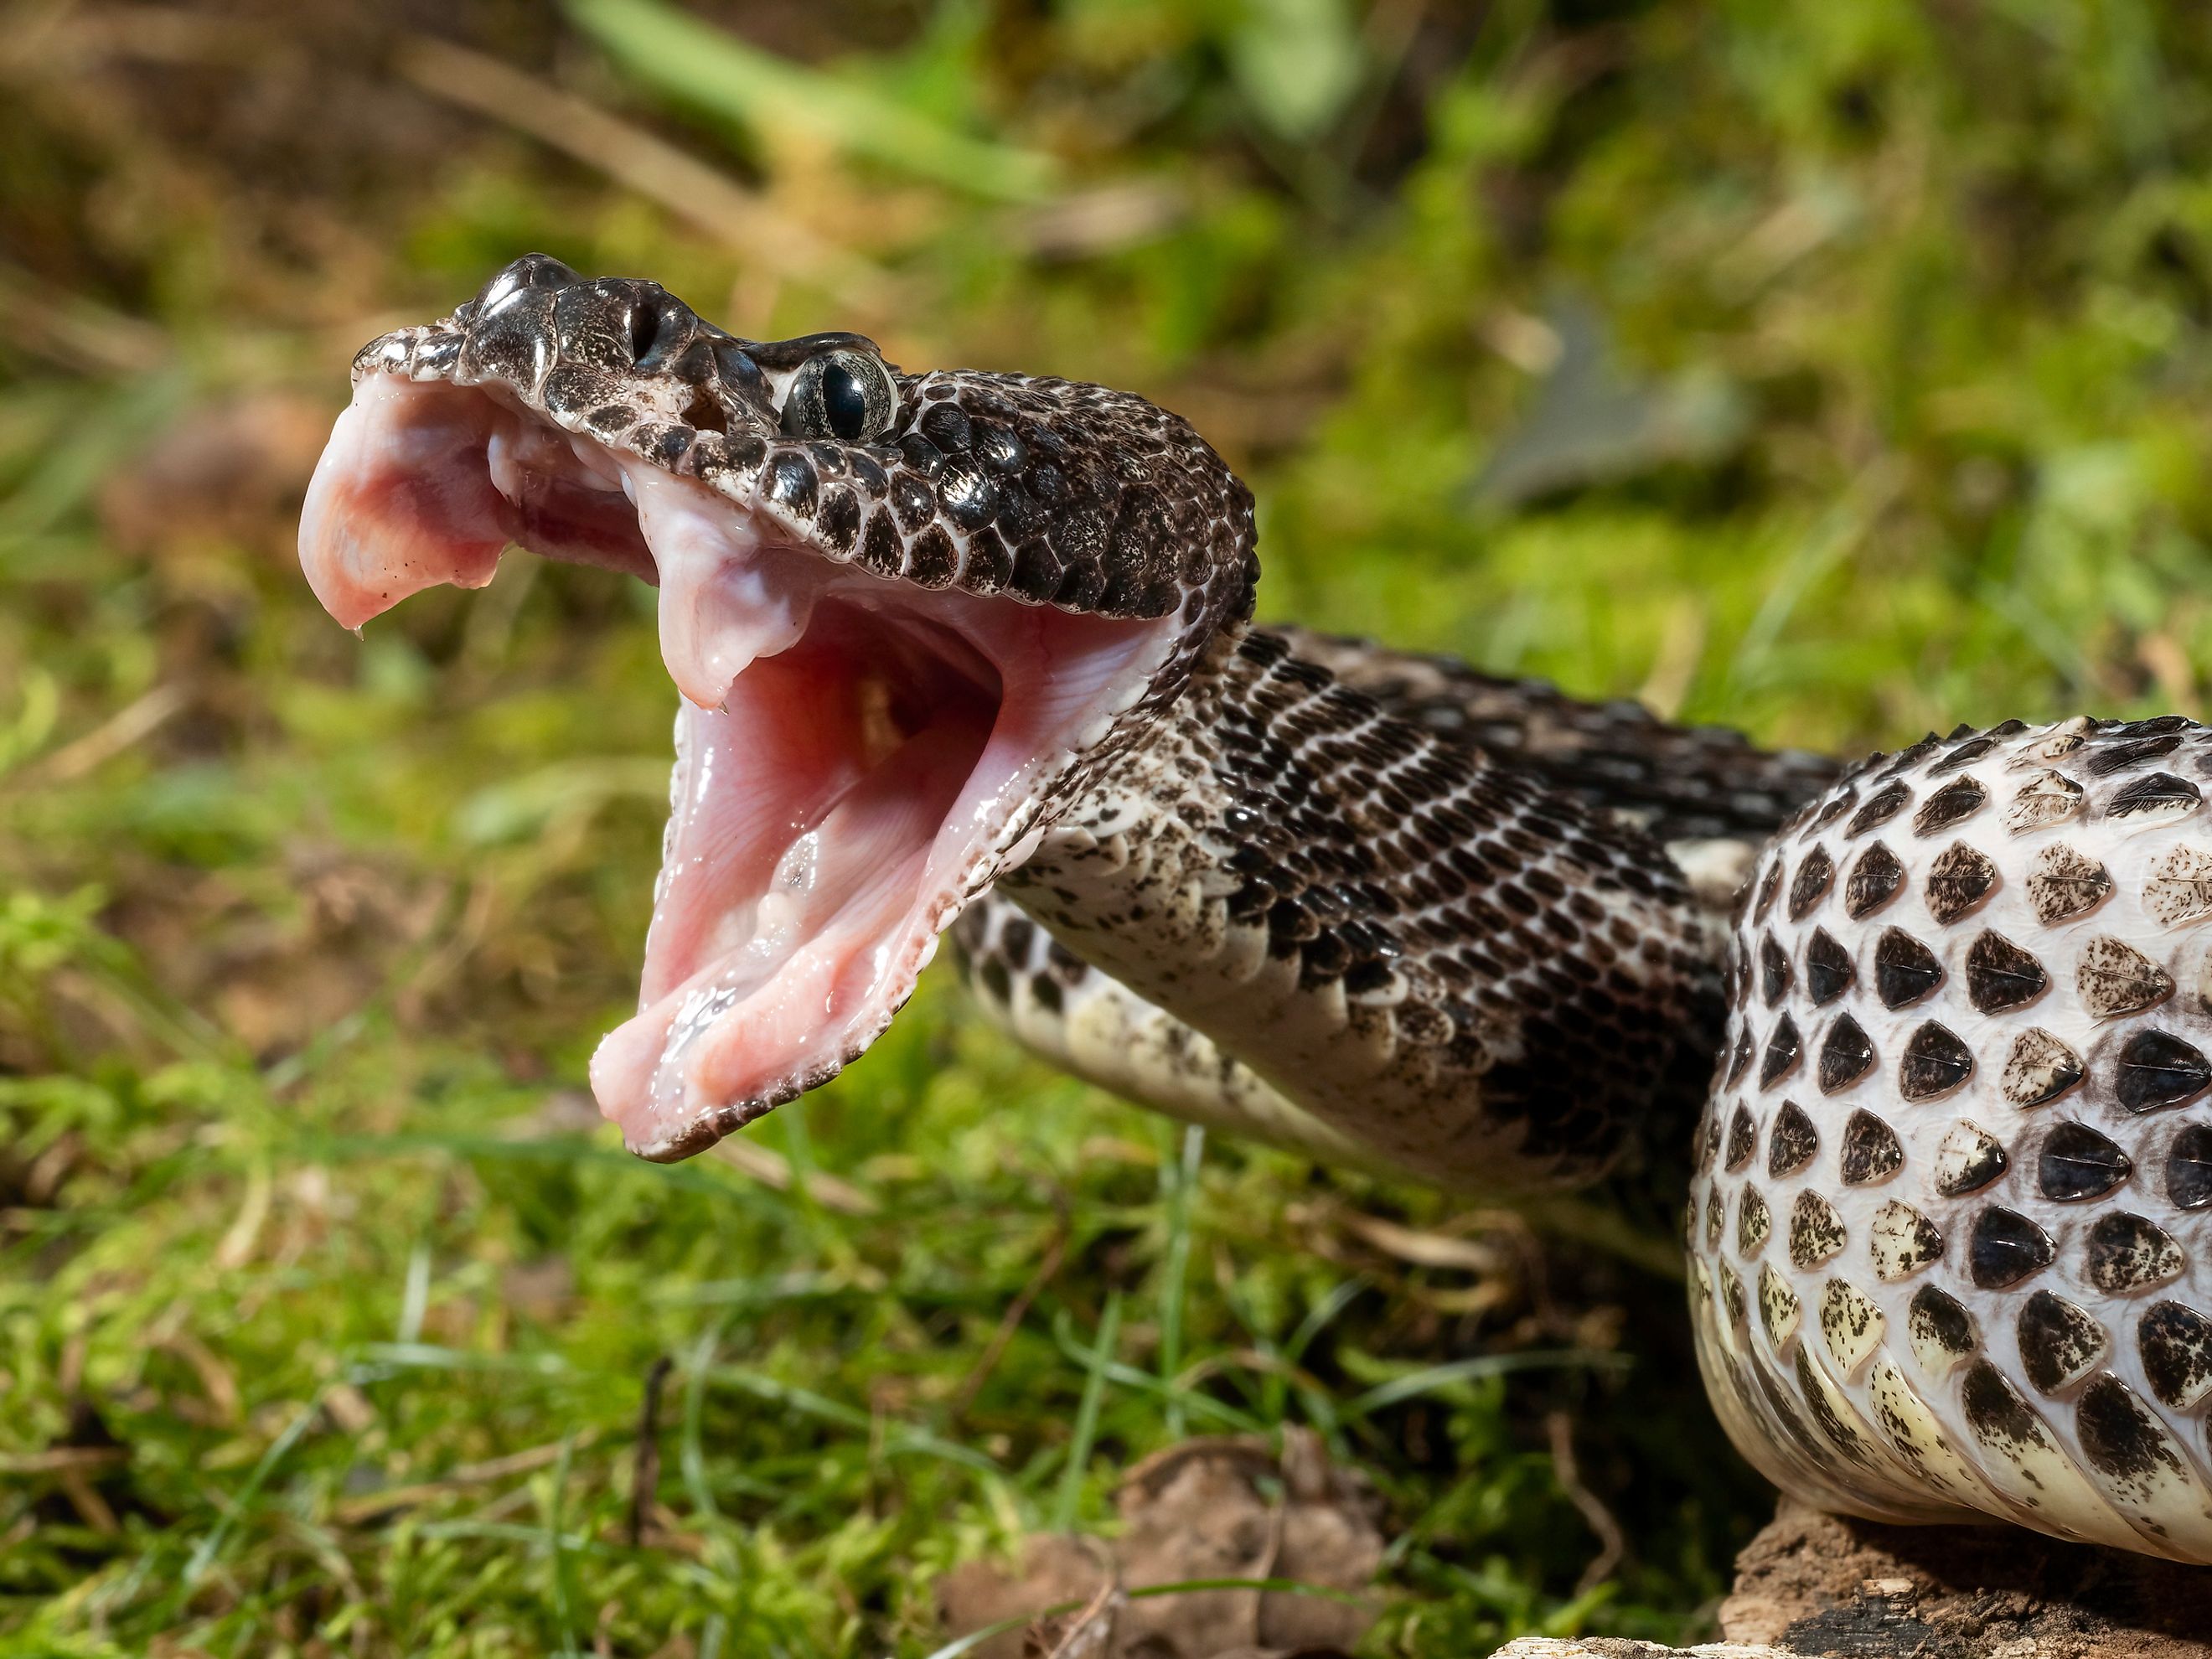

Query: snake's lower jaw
(300, 372), (1179, 1159)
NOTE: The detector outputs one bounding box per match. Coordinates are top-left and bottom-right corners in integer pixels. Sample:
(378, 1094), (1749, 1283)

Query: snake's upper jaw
(299, 372), (1180, 1160)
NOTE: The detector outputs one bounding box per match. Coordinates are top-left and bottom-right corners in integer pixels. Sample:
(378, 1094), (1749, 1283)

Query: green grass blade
(1050, 1290), (1120, 1533)
(562, 0), (1056, 201)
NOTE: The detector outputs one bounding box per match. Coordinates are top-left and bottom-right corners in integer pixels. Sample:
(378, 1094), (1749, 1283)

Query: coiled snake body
(300, 256), (2212, 1563)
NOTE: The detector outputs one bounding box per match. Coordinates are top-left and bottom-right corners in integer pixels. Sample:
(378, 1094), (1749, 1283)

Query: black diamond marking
(1914, 776), (1987, 835)
(2116, 1030), (2212, 1114)
(1899, 1021), (1974, 1102)
(1803, 929), (1855, 1005)
(1873, 928), (1944, 1010)
(2087, 733), (2184, 775)
(1847, 781), (1911, 837)
(1753, 859), (1783, 922)
(1878, 735), (1940, 779)
(1760, 934), (1791, 1006)
(1931, 734), (1997, 773)
(1819, 1014), (1876, 1093)
(1725, 1104), (1757, 1171)
(1839, 1109), (1904, 1185)
(2168, 1124), (2212, 1209)
(2039, 1121), (2131, 1202)
(1964, 931), (2048, 1014)
(1969, 1206), (2054, 1289)
(1787, 846), (1834, 921)
(1768, 1100), (1819, 1178)
(1843, 843), (1904, 919)
(1760, 1015), (1802, 1088)
(1724, 1026), (1754, 1088)
(2109, 770), (2204, 822)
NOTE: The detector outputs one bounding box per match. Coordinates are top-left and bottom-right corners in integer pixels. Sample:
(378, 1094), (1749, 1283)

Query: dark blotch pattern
(1818, 1014), (1876, 1093)
(1787, 846), (1834, 921)
(2002, 1027), (2083, 1109)
(1768, 1100), (1819, 1178)
(1804, 929), (1856, 1005)
(2027, 845), (2111, 925)
(1847, 782), (1911, 836)
(2168, 1124), (2212, 1209)
(1843, 844), (1904, 918)
(1914, 776), (1987, 835)
(2038, 1121), (2131, 1202)
(1760, 1015), (1801, 1088)
(1838, 1109), (1904, 1185)
(2116, 1031), (2211, 1114)
(1964, 931), (2047, 1014)
(1970, 1206), (2054, 1289)
(1873, 927), (1943, 1010)
(1898, 1021), (1974, 1102)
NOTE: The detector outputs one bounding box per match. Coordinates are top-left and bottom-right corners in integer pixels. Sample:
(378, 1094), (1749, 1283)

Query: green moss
(4, 2), (2209, 1651)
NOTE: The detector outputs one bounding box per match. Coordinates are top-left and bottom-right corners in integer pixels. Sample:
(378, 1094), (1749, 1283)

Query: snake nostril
(628, 302), (663, 364)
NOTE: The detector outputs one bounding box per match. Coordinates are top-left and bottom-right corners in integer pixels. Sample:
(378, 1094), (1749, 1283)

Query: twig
(950, 1207), (1070, 1420)
(1547, 1408), (1625, 1594)
(629, 1357), (672, 1548)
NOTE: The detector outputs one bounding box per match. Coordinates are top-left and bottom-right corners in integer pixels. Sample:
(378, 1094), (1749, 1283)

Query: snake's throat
(299, 375), (1177, 1157)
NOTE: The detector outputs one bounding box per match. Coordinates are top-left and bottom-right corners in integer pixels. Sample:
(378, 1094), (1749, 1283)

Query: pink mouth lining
(299, 375), (1176, 1158)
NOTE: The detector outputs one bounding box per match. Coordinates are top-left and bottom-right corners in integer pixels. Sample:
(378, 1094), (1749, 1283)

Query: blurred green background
(4, 1), (2211, 1653)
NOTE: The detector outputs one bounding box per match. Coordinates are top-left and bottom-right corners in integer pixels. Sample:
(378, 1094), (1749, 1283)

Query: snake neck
(997, 624), (1723, 1191)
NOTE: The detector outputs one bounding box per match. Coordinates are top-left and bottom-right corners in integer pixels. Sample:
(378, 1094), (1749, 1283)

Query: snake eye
(782, 349), (897, 442)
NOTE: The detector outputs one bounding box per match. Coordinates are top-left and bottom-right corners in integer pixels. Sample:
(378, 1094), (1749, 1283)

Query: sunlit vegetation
(4, 2), (2210, 1651)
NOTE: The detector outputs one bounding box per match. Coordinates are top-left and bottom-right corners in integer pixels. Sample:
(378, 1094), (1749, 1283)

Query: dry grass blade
(394, 35), (894, 314)
(0, 258), (172, 376)
(0, 1447), (130, 1475)
(710, 1133), (877, 1216)
(333, 1431), (604, 1527)
(23, 683), (189, 784)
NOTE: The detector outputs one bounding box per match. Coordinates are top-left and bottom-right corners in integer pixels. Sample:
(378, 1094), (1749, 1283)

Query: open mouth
(299, 372), (1178, 1160)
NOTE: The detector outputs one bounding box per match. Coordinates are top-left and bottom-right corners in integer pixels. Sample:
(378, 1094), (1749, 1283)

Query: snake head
(300, 254), (1256, 1160)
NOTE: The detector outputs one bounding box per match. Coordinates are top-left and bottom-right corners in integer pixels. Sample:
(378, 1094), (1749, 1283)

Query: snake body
(300, 256), (2212, 1562)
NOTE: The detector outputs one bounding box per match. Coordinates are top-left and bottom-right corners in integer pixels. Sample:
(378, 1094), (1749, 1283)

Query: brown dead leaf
(938, 1430), (1380, 1659)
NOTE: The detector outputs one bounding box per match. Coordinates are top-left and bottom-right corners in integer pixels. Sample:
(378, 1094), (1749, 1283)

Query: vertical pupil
(821, 363), (870, 438)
